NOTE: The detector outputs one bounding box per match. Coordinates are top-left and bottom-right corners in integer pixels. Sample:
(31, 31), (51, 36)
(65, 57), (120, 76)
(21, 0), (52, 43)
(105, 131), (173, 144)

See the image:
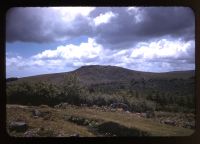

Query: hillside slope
(9, 65), (195, 85)
(7, 65), (195, 112)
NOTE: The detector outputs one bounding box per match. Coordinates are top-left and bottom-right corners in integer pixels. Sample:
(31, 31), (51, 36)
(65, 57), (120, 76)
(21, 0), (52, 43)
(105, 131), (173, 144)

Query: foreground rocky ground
(6, 104), (195, 137)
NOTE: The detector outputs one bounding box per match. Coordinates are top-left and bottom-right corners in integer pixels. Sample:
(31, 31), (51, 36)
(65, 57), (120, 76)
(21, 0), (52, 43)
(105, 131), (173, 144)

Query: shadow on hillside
(65, 114), (150, 136)
(95, 121), (150, 136)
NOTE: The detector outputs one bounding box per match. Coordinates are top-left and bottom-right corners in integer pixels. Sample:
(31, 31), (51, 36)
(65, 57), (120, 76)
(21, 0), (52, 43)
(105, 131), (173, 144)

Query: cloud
(6, 37), (195, 77)
(52, 7), (95, 22)
(130, 39), (194, 60)
(6, 7), (194, 50)
(32, 38), (102, 60)
(93, 7), (194, 49)
(127, 39), (195, 72)
(6, 7), (95, 43)
(93, 11), (117, 26)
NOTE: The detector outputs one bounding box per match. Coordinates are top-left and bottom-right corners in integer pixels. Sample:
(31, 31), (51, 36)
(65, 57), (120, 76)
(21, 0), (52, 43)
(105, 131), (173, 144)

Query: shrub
(7, 81), (60, 106)
(6, 74), (88, 106)
(128, 98), (156, 112)
(58, 73), (87, 105)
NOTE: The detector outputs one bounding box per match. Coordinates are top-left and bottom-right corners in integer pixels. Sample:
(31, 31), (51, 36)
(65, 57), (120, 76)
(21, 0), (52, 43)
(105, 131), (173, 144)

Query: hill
(6, 65), (195, 113)
(9, 65), (195, 85)
(6, 65), (195, 137)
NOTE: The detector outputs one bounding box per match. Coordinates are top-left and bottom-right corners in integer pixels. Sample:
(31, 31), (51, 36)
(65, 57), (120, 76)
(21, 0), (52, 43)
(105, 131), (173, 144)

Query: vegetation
(6, 77), (18, 82)
(6, 72), (195, 113)
(6, 65), (195, 137)
(6, 104), (194, 137)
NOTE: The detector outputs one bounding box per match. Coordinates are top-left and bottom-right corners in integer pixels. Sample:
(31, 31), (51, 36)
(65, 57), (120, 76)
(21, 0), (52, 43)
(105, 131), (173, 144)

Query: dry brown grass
(6, 104), (194, 137)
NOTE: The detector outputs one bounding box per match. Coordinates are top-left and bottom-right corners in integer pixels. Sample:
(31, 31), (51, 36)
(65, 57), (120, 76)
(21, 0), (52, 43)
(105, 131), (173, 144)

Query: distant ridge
(9, 65), (195, 85)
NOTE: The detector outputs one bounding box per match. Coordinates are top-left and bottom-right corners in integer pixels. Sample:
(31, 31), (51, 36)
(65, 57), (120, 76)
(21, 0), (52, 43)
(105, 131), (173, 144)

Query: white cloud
(33, 38), (103, 60)
(93, 11), (117, 26)
(6, 38), (195, 77)
(52, 7), (95, 22)
(6, 56), (22, 67)
(126, 7), (143, 23)
(130, 39), (194, 60)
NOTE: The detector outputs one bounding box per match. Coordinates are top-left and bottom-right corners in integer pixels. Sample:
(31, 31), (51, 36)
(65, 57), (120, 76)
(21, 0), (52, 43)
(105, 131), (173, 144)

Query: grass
(6, 104), (194, 137)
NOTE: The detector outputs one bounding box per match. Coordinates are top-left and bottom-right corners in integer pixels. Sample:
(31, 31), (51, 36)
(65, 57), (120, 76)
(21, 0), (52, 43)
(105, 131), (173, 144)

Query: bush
(6, 73), (194, 113)
(128, 98), (156, 112)
(6, 74), (88, 106)
(58, 73), (87, 105)
(7, 81), (60, 106)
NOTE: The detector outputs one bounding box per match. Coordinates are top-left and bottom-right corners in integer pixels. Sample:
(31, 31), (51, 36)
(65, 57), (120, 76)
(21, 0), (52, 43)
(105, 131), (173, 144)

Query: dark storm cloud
(52, 15), (93, 39)
(92, 7), (194, 49)
(6, 7), (194, 49)
(6, 7), (93, 43)
(6, 8), (53, 42)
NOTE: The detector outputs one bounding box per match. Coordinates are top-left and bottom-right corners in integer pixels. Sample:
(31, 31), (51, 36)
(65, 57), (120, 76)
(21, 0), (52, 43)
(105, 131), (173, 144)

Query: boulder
(183, 122), (195, 129)
(69, 116), (85, 125)
(39, 105), (49, 108)
(24, 129), (39, 137)
(83, 119), (90, 126)
(9, 121), (28, 132)
(70, 133), (80, 137)
(140, 113), (146, 118)
(80, 104), (87, 107)
(32, 109), (52, 120)
(54, 103), (69, 109)
(163, 120), (176, 126)
(32, 109), (42, 117)
(110, 103), (129, 111)
(42, 111), (52, 120)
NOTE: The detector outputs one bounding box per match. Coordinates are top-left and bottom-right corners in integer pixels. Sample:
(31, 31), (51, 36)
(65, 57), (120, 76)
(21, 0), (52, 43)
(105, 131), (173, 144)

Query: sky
(6, 7), (195, 78)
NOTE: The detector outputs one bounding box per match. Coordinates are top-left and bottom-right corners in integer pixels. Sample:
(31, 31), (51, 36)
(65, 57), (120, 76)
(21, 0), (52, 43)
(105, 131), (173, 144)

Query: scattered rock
(101, 106), (108, 112)
(135, 112), (146, 118)
(9, 121), (28, 132)
(32, 109), (42, 117)
(110, 108), (116, 112)
(63, 115), (71, 121)
(69, 116), (82, 125)
(80, 104), (87, 107)
(110, 103), (129, 111)
(140, 113), (146, 118)
(67, 115), (100, 128)
(24, 129), (39, 137)
(39, 105), (49, 108)
(54, 103), (69, 109)
(89, 120), (98, 128)
(83, 119), (90, 126)
(92, 105), (100, 110)
(32, 109), (52, 120)
(104, 132), (113, 136)
(33, 116), (39, 119)
(183, 122), (195, 129)
(70, 133), (80, 137)
(163, 120), (176, 126)
(116, 108), (124, 112)
(37, 127), (56, 137)
(42, 111), (52, 120)
(57, 132), (66, 137)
